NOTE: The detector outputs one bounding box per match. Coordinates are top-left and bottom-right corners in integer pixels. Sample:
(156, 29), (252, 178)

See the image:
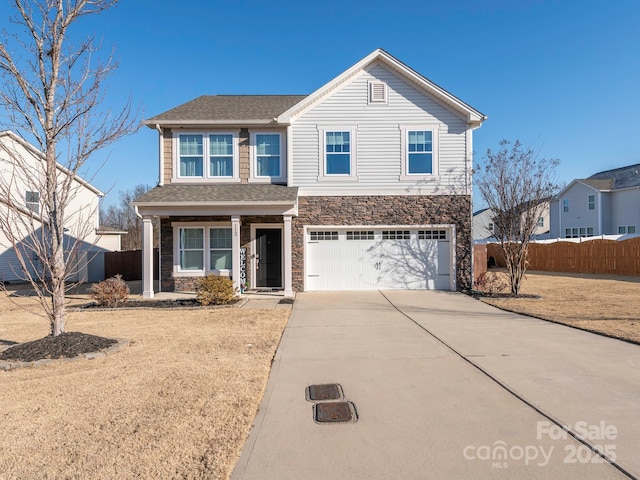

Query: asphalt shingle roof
(584, 163), (640, 190)
(146, 95), (307, 124)
(132, 184), (299, 205)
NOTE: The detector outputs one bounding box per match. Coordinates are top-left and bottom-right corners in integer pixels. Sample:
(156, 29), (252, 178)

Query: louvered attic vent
(369, 81), (387, 104)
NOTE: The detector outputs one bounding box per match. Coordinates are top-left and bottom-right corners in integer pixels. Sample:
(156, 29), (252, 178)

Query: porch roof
(132, 184), (299, 207)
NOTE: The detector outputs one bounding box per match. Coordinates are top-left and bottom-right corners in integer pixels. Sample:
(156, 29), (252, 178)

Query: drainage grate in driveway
(306, 384), (343, 402)
(313, 401), (357, 424)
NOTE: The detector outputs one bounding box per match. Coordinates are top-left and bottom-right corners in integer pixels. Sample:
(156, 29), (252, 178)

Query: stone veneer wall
(292, 195), (472, 292)
(160, 215), (283, 292)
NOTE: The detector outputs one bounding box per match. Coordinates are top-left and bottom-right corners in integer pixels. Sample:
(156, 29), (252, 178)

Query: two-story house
(0, 130), (124, 283)
(549, 163), (640, 238)
(133, 49), (486, 298)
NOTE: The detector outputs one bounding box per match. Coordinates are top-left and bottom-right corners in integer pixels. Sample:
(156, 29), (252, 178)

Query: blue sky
(3, 0), (640, 210)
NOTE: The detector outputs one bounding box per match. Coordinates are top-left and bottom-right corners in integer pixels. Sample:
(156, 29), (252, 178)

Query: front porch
(132, 184), (299, 299)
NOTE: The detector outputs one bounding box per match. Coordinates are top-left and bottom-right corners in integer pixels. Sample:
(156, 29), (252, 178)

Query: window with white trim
(176, 225), (233, 274)
(25, 191), (39, 214)
(176, 133), (238, 180)
(401, 126), (438, 179)
(588, 195), (595, 210)
(537, 217), (544, 227)
(179, 228), (204, 270)
(587, 227), (594, 236)
(619, 225), (636, 234)
(407, 131), (433, 174)
(210, 228), (232, 270)
(325, 131), (351, 175)
(254, 133), (281, 177)
(562, 198), (569, 213)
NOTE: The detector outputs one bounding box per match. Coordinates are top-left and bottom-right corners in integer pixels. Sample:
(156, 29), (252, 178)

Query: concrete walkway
(232, 291), (639, 479)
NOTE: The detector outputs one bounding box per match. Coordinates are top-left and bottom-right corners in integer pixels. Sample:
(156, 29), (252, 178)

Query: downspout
(156, 124), (164, 186)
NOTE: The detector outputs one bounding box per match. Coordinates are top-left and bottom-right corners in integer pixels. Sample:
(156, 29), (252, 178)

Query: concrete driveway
(232, 291), (639, 479)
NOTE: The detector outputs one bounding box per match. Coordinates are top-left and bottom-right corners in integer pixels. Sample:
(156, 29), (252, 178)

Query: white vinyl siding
(290, 64), (467, 195)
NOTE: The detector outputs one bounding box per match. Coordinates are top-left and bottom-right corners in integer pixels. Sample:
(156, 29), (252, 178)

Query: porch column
(283, 215), (293, 297)
(231, 215), (241, 292)
(142, 216), (154, 299)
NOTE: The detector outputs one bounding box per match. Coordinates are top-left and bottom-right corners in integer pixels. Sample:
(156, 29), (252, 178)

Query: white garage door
(305, 228), (452, 291)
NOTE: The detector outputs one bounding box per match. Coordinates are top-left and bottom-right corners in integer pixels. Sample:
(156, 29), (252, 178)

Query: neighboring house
(472, 201), (549, 242)
(133, 49), (486, 298)
(549, 163), (640, 239)
(472, 208), (495, 241)
(0, 131), (124, 283)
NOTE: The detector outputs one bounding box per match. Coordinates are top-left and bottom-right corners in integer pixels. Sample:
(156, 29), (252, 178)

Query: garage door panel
(306, 229), (452, 291)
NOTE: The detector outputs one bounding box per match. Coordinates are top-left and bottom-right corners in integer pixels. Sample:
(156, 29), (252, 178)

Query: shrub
(90, 274), (130, 307)
(195, 275), (238, 306)
(473, 271), (509, 295)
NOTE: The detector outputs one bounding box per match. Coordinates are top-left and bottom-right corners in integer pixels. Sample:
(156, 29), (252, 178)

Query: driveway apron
(232, 291), (634, 480)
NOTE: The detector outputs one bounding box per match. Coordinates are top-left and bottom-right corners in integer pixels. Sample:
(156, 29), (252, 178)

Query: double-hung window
(25, 191), (40, 214)
(210, 228), (232, 270)
(325, 131), (351, 175)
(252, 133), (282, 179)
(176, 133), (238, 180)
(588, 195), (595, 210)
(407, 131), (433, 174)
(176, 225), (234, 274)
(179, 135), (204, 177)
(209, 134), (234, 177)
(179, 228), (204, 270)
(562, 199), (569, 213)
(401, 126), (438, 179)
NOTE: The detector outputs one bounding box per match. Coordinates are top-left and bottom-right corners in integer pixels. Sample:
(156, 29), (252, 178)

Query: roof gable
(277, 49), (486, 125)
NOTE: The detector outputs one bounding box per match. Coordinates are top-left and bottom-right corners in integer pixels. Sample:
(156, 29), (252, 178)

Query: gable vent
(369, 81), (387, 104)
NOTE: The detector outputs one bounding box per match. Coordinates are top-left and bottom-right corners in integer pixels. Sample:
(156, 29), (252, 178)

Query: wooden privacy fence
(104, 249), (159, 281)
(486, 238), (640, 275)
(473, 244), (487, 282)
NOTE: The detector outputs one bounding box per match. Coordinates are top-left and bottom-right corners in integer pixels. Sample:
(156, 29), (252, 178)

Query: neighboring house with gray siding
(549, 164), (640, 238)
(133, 49), (486, 298)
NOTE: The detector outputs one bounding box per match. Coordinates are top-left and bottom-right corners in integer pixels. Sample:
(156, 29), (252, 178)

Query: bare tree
(0, 0), (138, 336)
(100, 184), (158, 250)
(475, 140), (559, 295)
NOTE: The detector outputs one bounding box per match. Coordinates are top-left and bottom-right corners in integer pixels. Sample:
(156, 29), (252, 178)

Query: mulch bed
(81, 299), (203, 309)
(467, 290), (541, 300)
(0, 332), (117, 363)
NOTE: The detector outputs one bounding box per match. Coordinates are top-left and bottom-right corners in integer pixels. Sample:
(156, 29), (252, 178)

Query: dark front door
(256, 228), (282, 288)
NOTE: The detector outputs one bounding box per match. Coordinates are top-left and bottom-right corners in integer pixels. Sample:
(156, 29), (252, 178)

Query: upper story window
(401, 126), (439, 179)
(326, 131), (351, 175)
(407, 131), (433, 174)
(179, 135), (203, 177)
(255, 134), (280, 176)
(25, 191), (40, 214)
(588, 195), (595, 210)
(562, 198), (569, 212)
(209, 134), (234, 177)
(250, 132), (285, 182)
(175, 133), (239, 181)
(537, 217), (544, 227)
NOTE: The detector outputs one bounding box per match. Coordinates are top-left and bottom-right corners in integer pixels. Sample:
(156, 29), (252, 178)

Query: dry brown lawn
(479, 270), (640, 344)
(0, 290), (289, 480)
